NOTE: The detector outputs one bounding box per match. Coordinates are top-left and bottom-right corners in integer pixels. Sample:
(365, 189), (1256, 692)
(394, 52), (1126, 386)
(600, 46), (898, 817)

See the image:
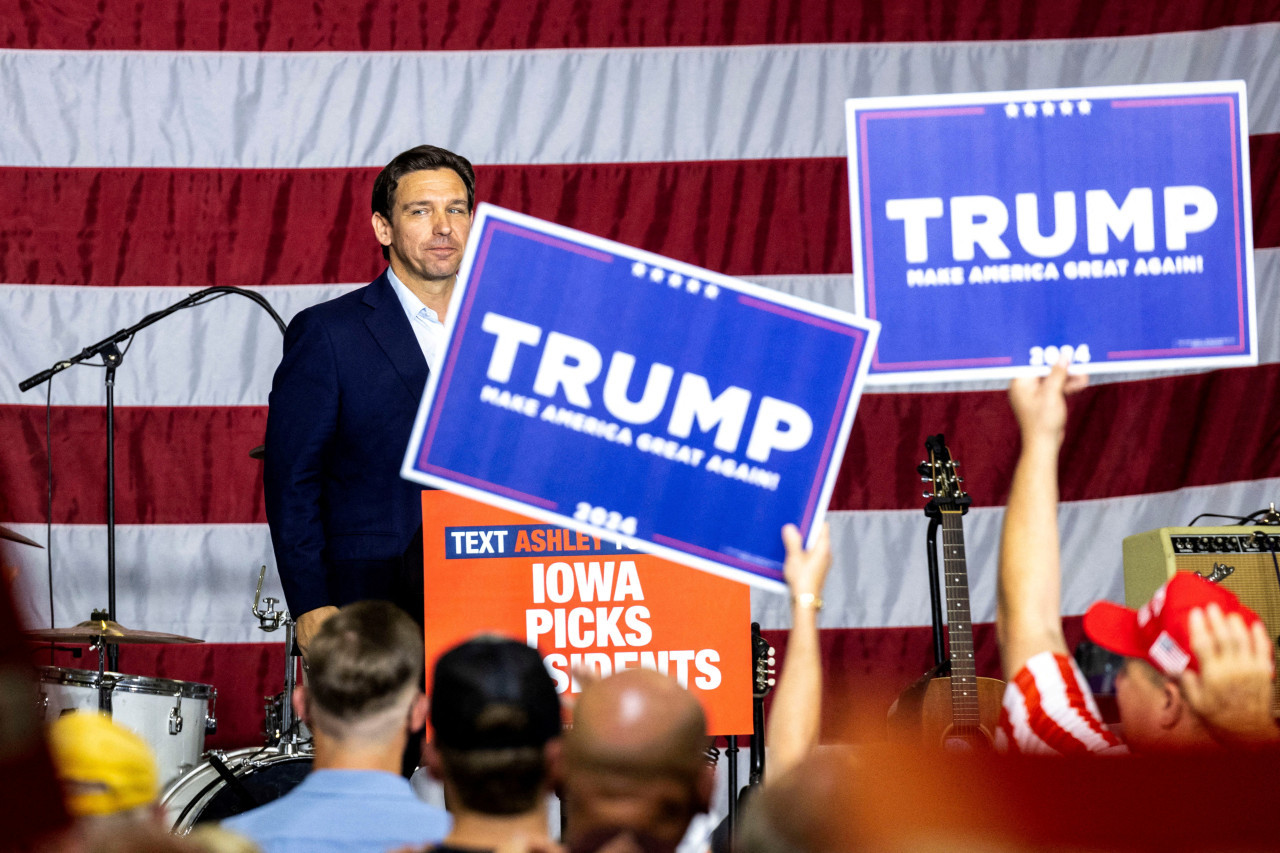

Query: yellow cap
(48, 711), (160, 817)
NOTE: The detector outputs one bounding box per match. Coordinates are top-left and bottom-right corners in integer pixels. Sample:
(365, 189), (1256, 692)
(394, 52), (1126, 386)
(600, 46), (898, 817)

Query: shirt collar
(299, 768), (417, 795)
(386, 267), (440, 323)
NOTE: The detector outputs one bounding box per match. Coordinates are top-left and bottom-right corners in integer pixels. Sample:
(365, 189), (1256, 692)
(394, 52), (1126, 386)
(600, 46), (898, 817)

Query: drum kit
(15, 517), (313, 833)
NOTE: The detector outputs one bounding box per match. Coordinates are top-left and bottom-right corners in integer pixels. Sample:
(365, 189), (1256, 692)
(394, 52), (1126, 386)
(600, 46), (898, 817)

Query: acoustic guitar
(889, 434), (1004, 749)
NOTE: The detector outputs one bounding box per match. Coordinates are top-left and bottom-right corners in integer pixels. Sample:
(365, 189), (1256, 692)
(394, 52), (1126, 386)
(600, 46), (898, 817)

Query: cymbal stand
(253, 565), (304, 753)
(93, 641), (113, 714)
(19, 287), (288, 675)
(89, 609), (114, 713)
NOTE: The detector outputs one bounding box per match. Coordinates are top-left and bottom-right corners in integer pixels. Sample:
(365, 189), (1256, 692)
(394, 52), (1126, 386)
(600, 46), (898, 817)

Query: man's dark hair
(437, 743), (547, 815)
(430, 636), (561, 814)
(306, 601), (423, 721)
(371, 144), (476, 260)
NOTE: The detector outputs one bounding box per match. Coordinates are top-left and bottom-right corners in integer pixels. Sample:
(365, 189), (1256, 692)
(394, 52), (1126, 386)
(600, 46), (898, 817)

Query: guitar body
(887, 673), (1006, 749)
(921, 676), (1005, 750)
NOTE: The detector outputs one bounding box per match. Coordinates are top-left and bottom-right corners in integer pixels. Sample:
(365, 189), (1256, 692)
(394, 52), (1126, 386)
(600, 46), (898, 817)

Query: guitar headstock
(917, 433), (971, 517)
(752, 622), (776, 698)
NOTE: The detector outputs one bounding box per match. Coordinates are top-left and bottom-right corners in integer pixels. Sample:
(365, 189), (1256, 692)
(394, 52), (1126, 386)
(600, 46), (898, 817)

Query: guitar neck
(940, 511), (980, 729)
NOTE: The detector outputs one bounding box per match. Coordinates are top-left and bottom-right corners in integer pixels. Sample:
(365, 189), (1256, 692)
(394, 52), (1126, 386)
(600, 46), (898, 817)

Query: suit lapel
(363, 272), (429, 399)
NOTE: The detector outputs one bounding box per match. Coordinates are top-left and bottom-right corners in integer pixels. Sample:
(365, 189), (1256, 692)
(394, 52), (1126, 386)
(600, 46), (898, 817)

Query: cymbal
(0, 525), (42, 548)
(24, 619), (204, 645)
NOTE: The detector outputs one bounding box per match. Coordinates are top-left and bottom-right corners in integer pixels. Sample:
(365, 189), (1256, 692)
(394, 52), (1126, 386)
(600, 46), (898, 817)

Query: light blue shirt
(387, 267), (447, 375)
(222, 769), (451, 853)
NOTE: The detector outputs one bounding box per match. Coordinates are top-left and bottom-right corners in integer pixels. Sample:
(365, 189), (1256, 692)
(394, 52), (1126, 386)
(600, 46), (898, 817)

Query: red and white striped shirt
(997, 651), (1128, 756)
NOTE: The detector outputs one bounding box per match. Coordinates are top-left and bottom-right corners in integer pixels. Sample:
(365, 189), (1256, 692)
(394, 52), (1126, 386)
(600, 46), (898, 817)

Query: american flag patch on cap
(1148, 631), (1191, 675)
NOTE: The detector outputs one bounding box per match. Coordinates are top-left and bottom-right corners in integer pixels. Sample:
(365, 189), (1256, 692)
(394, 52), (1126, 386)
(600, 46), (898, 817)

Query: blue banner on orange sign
(846, 81), (1256, 384)
(401, 204), (879, 590)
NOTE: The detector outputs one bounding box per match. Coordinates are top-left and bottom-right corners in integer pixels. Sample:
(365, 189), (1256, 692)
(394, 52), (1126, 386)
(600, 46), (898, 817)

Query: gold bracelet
(792, 592), (824, 611)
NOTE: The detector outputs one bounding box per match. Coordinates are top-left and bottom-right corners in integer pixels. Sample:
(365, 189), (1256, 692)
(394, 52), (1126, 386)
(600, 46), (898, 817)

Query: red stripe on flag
(2, 364), (1278, 524)
(1253, 132), (1280, 250)
(0, 161), (852, 286)
(835, 363), (1280, 512)
(0, 406), (267, 525)
(4, 1), (1276, 51)
(3, 138), (1277, 288)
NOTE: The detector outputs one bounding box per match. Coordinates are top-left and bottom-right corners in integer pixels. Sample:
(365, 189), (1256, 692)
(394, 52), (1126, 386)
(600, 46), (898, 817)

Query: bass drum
(161, 747), (311, 832)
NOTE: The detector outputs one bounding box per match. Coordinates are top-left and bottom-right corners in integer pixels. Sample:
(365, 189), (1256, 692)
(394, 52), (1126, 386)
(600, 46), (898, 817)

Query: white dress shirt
(386, 267), (447, 375)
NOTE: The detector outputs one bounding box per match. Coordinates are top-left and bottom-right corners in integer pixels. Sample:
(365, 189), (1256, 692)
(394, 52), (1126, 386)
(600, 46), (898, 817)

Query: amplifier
(1123, 526), (1280, 714)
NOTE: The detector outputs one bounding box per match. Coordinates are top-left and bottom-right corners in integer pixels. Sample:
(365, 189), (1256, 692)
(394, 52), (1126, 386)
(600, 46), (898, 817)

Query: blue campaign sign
(402, 205), (879, 591)
(846, 81), (1256, 384)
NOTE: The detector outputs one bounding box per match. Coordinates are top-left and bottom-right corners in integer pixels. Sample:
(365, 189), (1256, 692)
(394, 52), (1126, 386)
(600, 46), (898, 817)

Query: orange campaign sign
(422, 491), (753, 735)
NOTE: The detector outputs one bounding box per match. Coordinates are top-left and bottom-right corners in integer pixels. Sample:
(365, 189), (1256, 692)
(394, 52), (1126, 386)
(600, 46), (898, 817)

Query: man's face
(373, 168), (471, 288)
(568, 770), (703, 851)
(1114, 657), (1168, 752)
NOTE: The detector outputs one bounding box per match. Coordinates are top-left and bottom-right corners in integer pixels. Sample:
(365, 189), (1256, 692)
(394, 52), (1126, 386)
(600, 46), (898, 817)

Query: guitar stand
(925, 516), (946, 668)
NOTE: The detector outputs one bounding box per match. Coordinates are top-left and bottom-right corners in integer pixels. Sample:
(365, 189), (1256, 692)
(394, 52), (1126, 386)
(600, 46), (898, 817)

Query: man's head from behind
(1083, 572), (1271, 750)
(562, 669), (712, 853)
(298, 600), (425, 745)
(426, 635), (562, 816)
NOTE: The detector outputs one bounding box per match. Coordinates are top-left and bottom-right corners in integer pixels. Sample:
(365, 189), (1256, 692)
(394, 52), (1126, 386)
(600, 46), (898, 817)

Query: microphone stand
(19, 287), (287, 670)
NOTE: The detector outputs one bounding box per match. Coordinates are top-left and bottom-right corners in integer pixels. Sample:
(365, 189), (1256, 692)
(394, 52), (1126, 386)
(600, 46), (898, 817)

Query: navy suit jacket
(263, 272), (428, 617)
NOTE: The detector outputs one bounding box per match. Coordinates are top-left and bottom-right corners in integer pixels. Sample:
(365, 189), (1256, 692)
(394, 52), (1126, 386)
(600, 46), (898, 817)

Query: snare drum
(161, 747), (312, 832)
(37, 666), (216, 784)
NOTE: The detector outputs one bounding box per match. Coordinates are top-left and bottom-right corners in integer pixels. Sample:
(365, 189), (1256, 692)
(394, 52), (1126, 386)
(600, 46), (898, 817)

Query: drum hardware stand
(88, 608), (116, 714)
(205, 752), (263, 812)
(725, 736), (739, 836)
(253, 565), (305, 753)
(19, 287), (287, 673)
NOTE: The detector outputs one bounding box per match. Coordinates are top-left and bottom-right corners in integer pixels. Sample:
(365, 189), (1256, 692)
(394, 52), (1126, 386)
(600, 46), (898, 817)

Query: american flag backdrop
(2, 3), (1279, 747)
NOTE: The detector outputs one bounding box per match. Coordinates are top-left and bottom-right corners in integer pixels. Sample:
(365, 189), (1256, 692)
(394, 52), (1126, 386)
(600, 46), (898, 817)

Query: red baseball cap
(1082, 572), (1264, 676)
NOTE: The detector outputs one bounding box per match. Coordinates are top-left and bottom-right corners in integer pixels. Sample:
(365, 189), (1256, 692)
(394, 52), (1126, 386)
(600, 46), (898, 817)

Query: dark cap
(430, 636), (562, 751)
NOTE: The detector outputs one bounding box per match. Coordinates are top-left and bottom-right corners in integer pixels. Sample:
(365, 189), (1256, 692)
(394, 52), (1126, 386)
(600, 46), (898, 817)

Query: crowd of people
(6, 143), (1278, 851)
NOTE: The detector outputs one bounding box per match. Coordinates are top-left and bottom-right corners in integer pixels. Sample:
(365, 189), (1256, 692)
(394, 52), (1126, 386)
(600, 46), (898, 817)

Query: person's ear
(543, 737), (563, 789)
(423, 741), (445, 782)
(292, 684), (309, 725)
(1159, 678), (1184, 730)
(408, 692), (428, 734)
(371, 211), (393, 248)
(695, 763), (715, 813)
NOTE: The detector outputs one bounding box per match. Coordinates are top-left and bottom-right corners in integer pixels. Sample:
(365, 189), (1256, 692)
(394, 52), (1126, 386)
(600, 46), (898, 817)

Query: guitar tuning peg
(920, 476), (931, 483)
(952, 461), (960, 467)
(922, 491), (934, 498)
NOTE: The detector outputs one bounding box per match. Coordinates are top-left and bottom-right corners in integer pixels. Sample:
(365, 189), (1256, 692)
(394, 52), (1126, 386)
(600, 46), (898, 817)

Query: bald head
(562, 670), (711, 850)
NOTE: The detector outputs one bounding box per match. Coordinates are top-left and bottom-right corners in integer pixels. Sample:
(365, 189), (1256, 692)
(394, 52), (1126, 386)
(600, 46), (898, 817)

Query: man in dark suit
(264, 145), (474, 657)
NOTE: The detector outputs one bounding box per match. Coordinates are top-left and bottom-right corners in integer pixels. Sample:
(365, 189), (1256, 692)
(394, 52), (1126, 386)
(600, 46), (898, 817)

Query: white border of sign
(401, 203), (880, 592)
(846, 80), (1256, 385)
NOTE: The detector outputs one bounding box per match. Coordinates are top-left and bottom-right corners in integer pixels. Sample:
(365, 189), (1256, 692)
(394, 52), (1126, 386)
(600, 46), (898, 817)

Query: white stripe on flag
(8, 476), (1278, 642)
(2, 24), (1278, 168)
(4, 247), (1278, 407)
